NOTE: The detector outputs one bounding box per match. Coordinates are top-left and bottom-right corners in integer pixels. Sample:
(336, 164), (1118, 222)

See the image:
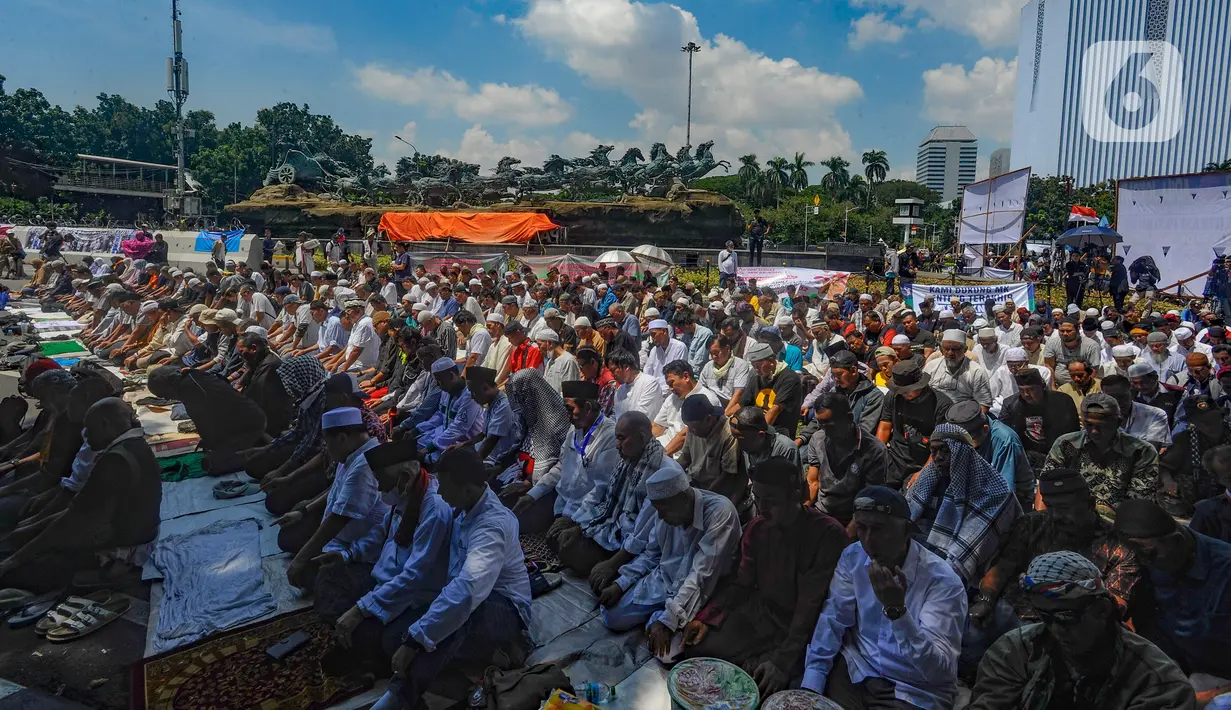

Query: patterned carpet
(130, 609), (372, 710)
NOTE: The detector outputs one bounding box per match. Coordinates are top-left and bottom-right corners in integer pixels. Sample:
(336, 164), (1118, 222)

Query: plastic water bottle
(572, 682), (616, 703)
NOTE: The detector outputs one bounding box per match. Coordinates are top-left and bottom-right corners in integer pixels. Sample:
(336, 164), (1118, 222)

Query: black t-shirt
(907, 329), (938, 352)
(749, 218), (768, 239)
(740, 367), (803, 436)
(1000, 391), (1080, 465)
(880, 388), (952, 486)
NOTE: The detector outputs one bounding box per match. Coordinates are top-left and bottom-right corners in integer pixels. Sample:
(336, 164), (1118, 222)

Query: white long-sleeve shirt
(614, 372), (664, 422)
(642, 339), (689, 392)
(529, 416), (619, 517)
(614, 487), (741, 632)
(406, 487), (532, 652)
(802, 540), (967, 710)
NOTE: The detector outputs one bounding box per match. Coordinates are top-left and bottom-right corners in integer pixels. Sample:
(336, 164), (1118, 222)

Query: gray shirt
(1044, 336), (1103, 386)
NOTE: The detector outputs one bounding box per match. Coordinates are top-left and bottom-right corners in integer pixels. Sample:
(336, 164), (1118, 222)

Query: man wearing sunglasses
(802, 486), (966, 709)
(969, 550), (1194, 709)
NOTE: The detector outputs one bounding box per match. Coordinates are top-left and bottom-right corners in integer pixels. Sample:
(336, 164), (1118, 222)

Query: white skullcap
(417, 310), (436, 325)
(430, 356), (458, 374)
(676, 297), (690, 307)
(978, 328), (996, 339)
(322, 406), (363, 430)
(645, 463), (690, 501)
(574, 316), (592, 328)
(942, 329), (967, 344)
(411, 302), (426, 313)
(939, 309), (955, 319)
(1175, 326), (1194, 339)
(310, 271), (323, 278)
(1100, 320), (1116, 331)
(1052, 308), (1064, 315)
(537, 329), (560, 343)
(1005, 347), (1028, 362)
(1167, 309), (1181, 316)
(469, 278), (481, 286)
(1086, 308), (1099, 317)
(972, 318), (989, 329)
(992, 304), (1005, 314)
(1067, 304), (1080, 314)
(774, 315), (794, 327)
(338, 279), (350, 287)
(245, 325), (269, 337)
(709, 301), (724, 309)
(859, 293), (873, 301)
(401, 293), (414, 303)
(486, 312), (505, 324)
(891, 334), (911, 345)
(648, 319), (670, 330)
(708, 289), (720, 298)
(644, 308), (661, 318)
(418, 277), (429, 285)
(1111, 344), (1136, 357)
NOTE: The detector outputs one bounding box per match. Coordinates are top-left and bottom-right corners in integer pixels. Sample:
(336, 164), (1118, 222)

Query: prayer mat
(38, 339), (88, 356)
(130, 608), (372, 710)
(160, 452), (208, 482)
(521, 532), (562, 572)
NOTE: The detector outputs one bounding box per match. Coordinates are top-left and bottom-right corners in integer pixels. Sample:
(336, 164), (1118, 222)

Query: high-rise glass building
(1011, 0), (1231, 187)
(917, 126), (978, 202)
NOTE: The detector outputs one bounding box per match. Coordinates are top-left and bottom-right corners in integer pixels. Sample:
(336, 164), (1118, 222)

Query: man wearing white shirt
(538, 329), (580, 394)
(592, 464), (741, 663)
(988, 347), (1053, 416)
(332, 301), (380, 373)
(1174, 326), (1213, 360)
(642, 319), (689, 392)
(375, 446), (531, 710)
(239, 283), (277, 329)
(993, 307), (1022, 348)
(803, 486), (966, 710)
(520, 300), (546, 340)
(610, 348), (665, 422)
(653, 360), (721, 453)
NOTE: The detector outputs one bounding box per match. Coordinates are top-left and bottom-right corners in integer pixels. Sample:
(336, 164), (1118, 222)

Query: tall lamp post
(167, 0), (189, 216)
(681, 42), (701, 149)
(393, 135), (419, 155)
(843, 205), (861, 242)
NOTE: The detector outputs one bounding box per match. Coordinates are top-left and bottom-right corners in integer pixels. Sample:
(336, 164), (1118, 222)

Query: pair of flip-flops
(33, 591), (131, 643)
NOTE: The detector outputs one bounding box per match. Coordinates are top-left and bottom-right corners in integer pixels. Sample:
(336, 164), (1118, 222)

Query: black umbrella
(1055, 225), (1124, 249)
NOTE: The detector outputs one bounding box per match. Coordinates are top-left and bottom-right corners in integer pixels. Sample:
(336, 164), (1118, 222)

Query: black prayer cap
(364, 438), (419, 470)
(1113, 499), (1178, 539)
(1014, 369), (1046, 387)
(561, 380), (600, 401)
(1037, 468), (1089, 497)
(466, 366), (498, 386)
(681, 393), (720, 421)
(853, 486), (911, 519)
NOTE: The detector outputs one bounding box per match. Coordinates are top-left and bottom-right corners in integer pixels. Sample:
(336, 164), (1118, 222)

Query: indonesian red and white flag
(1068, 205), (1099, 224)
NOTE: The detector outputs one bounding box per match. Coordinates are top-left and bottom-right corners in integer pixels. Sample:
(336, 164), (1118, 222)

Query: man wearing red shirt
(506, 321), (542, 374)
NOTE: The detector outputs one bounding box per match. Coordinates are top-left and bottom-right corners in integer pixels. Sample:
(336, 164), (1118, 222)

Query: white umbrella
(631, 244), (673, 266)
(595, 249), (638, 265)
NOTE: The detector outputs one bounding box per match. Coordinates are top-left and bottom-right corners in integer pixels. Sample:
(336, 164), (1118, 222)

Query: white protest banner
(901, 281), (1035, 313)
(736, 266), (851, 297)
(958, 167), (1031, 246)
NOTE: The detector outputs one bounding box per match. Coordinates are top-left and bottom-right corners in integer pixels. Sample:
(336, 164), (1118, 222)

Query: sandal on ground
(9, 598), (60, 629)
(35, 591), (114, 636)
(45, 596), (131, 643)
(213, 480), (261, 499)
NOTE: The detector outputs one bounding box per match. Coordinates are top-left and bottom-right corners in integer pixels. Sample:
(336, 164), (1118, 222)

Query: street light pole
(681, 42), (701, 149)
(167, 0), (189, 215)
(843, 205), (861, 242)
(393, 135), (419, 155)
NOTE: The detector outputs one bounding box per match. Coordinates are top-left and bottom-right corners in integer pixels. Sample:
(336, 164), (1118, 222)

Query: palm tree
(862, 149), (889, 207)
(789, 152), (814, 192)
(763, 157), (790, 207)
(820, 156), (851, 196)
(846, 175), (870, 205)
(862, 150), (889, 184)
(738, 154), (761, 189)
(1205, 158), (1231, 172)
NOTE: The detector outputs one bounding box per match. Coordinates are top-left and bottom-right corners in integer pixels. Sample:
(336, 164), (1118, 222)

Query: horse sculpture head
(620, 147), (645, 165)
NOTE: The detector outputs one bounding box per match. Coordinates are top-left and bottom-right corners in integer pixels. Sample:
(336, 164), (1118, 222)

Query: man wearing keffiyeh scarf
(907, 423), (1021, 584)
(547, 412), (667, 577)
(969, 551), (1196, 710)
(240, 355), (328, 481)
(495, 369), (571, 495)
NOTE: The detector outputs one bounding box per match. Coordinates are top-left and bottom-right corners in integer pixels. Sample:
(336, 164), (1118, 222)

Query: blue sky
(5, 0), (1022, 183)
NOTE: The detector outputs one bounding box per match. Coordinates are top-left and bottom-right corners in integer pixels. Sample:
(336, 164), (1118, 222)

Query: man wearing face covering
(237, 331), (294, 437)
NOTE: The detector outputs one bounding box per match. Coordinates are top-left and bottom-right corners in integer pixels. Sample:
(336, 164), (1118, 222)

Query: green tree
(862, 149), (889, 184)
(789, 152), (814, 192)
(1205, 159), (1231, 172)
(846, 175), (870, 205)
(763, 157), (790, 207)
(820, 156), (851, 196)
(737, 154), (760, 194)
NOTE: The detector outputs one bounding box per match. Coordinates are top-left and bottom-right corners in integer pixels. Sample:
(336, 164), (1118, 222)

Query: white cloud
(922, 57), (1018, 143)
(848, 13), (909, 49)
(853, 0), (1021, 47)
(492, 13), (507, 23)
(515, 0), (863, 168)
(354, 65), (571, 127)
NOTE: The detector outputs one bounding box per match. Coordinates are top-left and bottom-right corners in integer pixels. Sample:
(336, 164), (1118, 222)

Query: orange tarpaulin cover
(378, 212), (560, 245)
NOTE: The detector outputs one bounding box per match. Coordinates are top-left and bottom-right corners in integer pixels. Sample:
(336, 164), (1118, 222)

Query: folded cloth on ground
(170, 403), (189, 421)
(136, 396), (179, 407)
(160, 452), (208, 482)
(151, 518), (276, 654)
